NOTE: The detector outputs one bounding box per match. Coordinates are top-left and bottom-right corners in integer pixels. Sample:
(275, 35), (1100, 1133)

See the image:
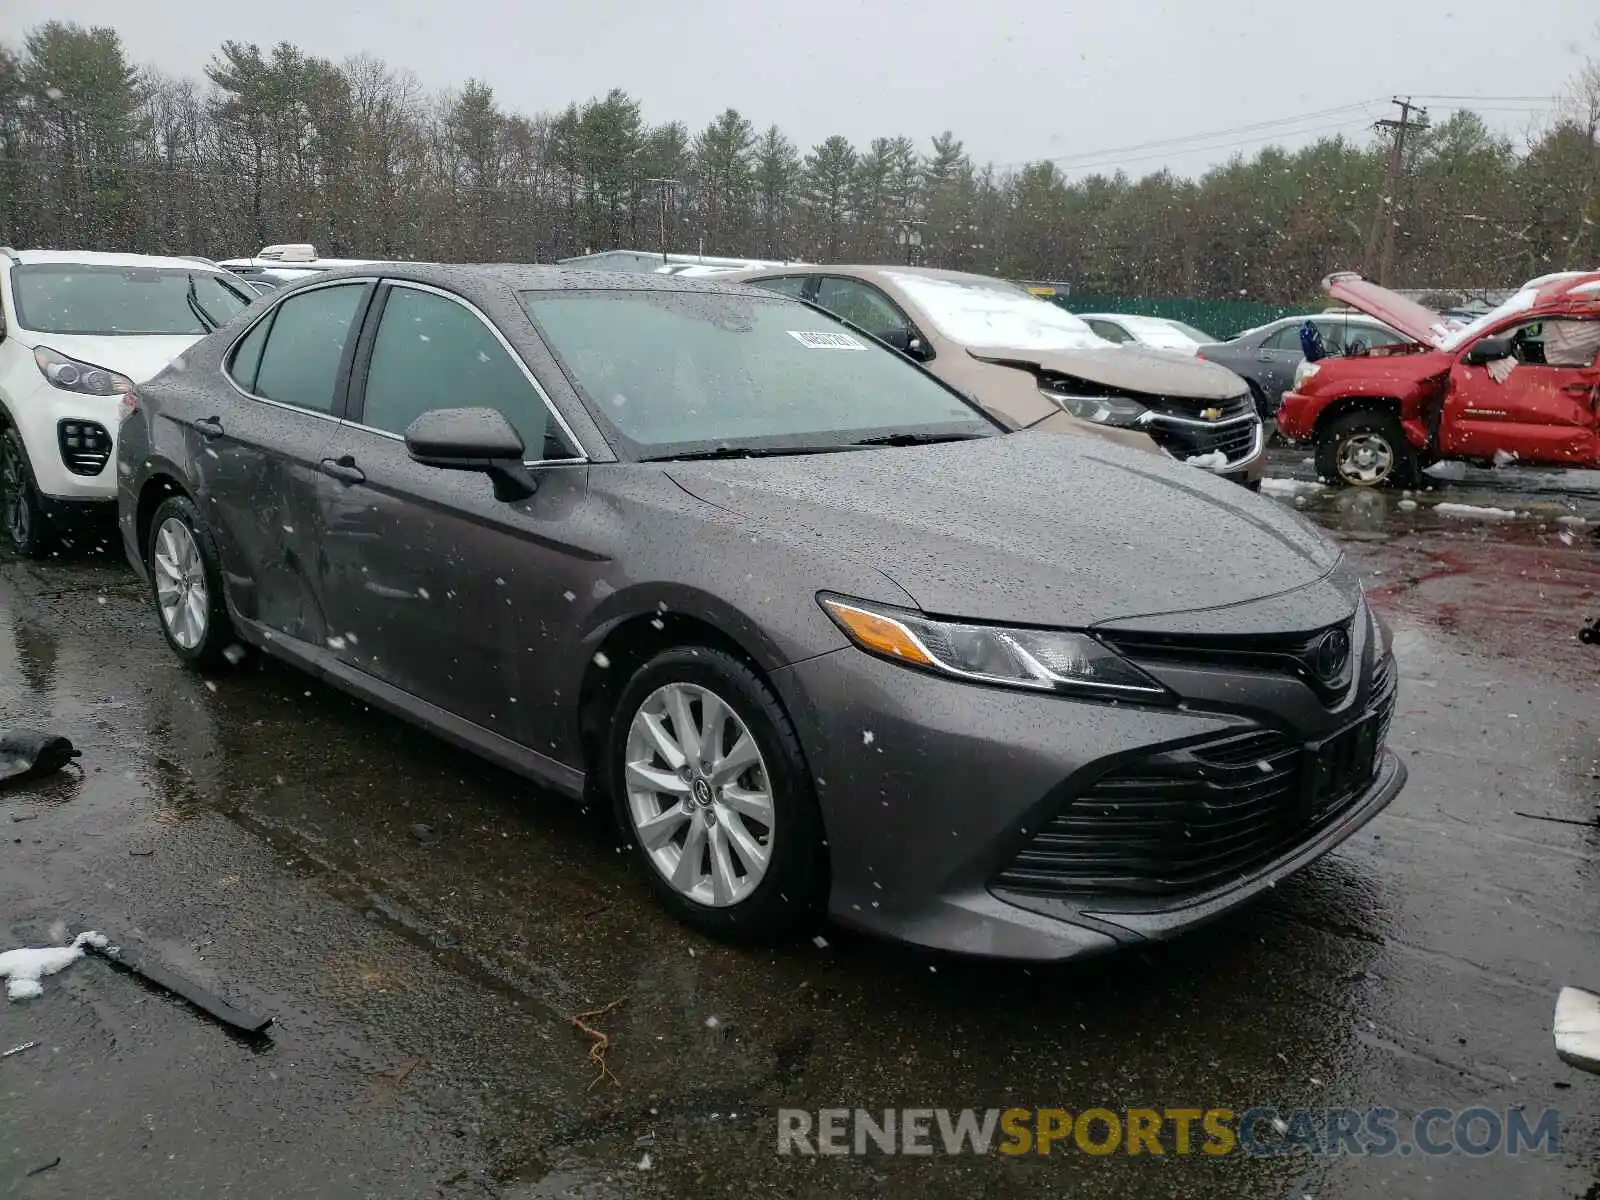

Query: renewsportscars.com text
(777, 1106), (1562, 1158)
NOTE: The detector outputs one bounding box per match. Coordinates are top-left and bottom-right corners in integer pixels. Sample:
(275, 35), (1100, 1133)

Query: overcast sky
(4, 0), (1594, 177)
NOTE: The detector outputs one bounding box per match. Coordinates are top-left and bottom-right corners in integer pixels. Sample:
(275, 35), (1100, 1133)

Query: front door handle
(193, 416), (223, 439)
(1256, 352), (1275, 362)
(320, 455), (365, 485)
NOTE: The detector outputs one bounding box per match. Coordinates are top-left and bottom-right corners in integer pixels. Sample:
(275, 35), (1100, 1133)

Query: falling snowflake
(862, 730), (875, 745)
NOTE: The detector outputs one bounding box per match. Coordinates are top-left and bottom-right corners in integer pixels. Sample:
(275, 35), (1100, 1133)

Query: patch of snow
(1424, 461), (1469, 481)
(1398, 498), (1418, 510)
(1184, 451), (1229, 469)
(1492, 449), (1518, 468)
(1559, 529), (1575, 545)
(1259, 477), (1326, 497)
(637, 1152), (653, 1170)
(1556, 515), (1590, 527)
(1, 932), (107, 1000)
(883, 271), (1109, 351)
(1434, 502), (1520, 520)
(222, 643), (246, 665)
(327, 635), (347, 651)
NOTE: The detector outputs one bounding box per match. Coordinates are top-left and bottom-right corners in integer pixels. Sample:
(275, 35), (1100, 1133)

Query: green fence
(1048, 293), (1305, 342)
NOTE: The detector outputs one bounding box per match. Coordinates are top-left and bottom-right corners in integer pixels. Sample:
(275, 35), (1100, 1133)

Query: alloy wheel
(0, 439), (30, 548)
(153, 516), (209, 650)
(623, 681), (775, 907)
(1336, 432), (1395, 486)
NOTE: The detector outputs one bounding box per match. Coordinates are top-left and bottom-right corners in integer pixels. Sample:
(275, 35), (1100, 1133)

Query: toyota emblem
(1311, 627), (1351, 682)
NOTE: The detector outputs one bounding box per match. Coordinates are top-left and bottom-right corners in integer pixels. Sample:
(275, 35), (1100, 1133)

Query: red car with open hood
(1278, 270), (1600, 486)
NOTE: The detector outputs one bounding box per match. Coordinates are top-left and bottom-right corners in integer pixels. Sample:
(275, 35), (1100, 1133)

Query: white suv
(0, 248), (254, 556)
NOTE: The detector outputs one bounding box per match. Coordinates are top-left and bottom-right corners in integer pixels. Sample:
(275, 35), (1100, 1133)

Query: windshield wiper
(185, 274), (217, 332)
(638, 444), (863, 462)
(846, 431), (988, 448)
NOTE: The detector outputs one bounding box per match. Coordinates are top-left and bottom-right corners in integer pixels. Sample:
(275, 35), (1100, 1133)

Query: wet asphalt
(1, 450), (1598, 1199)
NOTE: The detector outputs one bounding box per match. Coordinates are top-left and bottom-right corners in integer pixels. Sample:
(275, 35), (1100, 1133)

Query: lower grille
(1146, 415), (1259, 464)
(58, 420), (111, 476)
(993, 677), (1396, 900)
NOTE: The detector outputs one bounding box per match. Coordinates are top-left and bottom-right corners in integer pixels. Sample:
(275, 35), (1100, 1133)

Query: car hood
(665, 432), (1339, 628)
(1322, 273), (1453, 347)
(966, 344), (1247, 400)
(26, 333), (205, 384)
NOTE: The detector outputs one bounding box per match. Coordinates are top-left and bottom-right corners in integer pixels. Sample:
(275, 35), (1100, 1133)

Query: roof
(724, 263), (1017, 286)
(295, 261), (773, 297)
(6, 249), (232, 272)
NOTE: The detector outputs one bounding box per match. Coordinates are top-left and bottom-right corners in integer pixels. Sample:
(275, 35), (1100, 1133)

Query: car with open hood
(1278, 270), (1600, 486)
(117, 264), (1401, 960)
(721, 265), (1267, 488)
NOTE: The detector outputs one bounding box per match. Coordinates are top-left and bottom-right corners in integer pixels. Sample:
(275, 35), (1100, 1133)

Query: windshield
(522, 290), (996, 458)
(11, 265), (251, 335)
(1118, 315), (1204, 349)
(883, 272), (1111, 351)
(1162, 319), (1215, 343)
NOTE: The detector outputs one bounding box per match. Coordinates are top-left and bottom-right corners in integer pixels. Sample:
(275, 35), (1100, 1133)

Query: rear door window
(252, 283), (368, 413)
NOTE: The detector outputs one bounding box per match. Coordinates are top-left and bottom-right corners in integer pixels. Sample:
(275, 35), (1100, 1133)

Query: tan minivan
(723, 265), (1267, 488)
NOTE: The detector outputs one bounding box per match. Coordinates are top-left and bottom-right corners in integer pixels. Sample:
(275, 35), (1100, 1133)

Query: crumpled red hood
(1322, 272), (1453, 347)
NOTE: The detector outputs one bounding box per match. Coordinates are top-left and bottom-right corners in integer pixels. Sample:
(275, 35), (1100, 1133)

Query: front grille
(993, 672), (1396, 900)
(58, 420), (112, 476)
(1145, 413), (1259, 465)
(1099, 619), (1358, 704)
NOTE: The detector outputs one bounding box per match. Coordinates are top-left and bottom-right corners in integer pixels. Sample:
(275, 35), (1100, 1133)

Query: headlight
(34, 346), (135, 398)
(1040, 388), (1151, 428)
(819, 595), (1169, 700)
(1293, 361), (1320, 389)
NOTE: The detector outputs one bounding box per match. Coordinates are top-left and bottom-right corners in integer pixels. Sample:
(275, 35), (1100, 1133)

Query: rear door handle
(1256, 352), (1275, 362)
(193, 417), (223, 439)
(319, 455), (365, 485)
(1561, 382), (1596, 397)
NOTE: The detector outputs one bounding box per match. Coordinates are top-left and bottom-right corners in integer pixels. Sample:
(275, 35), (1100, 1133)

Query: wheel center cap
(692, 777), (714, 807)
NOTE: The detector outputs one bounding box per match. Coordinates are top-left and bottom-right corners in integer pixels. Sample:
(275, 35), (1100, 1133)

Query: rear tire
(145, 495), (236, 670)
(0, 428), (51, 559)
(1315, 410), (1417, 489)
(607, 645), (827, 941)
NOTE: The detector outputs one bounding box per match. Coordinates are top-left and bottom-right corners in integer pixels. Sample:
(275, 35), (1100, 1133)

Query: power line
(1408, 93), (1556, 102)
(998, 99), (1387, 170)
(1051, 116), (1384, 175)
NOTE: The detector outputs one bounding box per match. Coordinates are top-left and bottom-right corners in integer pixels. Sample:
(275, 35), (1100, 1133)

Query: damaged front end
(1034, 371), (1264, 475)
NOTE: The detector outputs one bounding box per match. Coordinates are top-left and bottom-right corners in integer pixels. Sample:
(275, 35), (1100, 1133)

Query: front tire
(1315, 410), (1417, 488)
(607, 646), (826, 941)
(0, 428), (51, 559)
(146, 495), (236, 669)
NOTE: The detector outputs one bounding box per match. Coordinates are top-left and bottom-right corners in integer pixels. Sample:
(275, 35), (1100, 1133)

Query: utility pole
(1362, 97), (1429, 285)
(646, 178), (682, 266)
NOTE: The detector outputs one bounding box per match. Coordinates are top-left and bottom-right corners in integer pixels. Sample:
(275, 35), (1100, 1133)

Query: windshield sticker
(787, 330), (866, 350)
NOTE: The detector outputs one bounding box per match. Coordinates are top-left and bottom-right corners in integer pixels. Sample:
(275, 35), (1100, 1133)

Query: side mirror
(1464, 336), (1514, 366)
(876, 328), (933, 362)
(404, 407), (537, 502)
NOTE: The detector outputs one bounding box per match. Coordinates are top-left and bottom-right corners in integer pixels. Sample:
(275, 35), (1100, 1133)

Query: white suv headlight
(33, 346), (135, 398)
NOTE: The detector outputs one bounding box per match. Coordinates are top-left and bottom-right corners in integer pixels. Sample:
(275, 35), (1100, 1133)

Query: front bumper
(9, 376), (121, 502)
(772, 643), (1403, 961)
(1277, 391), (1314, 439)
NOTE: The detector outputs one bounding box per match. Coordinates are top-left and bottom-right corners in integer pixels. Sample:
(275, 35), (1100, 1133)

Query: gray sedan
(1198, 313), (1412, 417)
(116, 265), (1404, 961)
